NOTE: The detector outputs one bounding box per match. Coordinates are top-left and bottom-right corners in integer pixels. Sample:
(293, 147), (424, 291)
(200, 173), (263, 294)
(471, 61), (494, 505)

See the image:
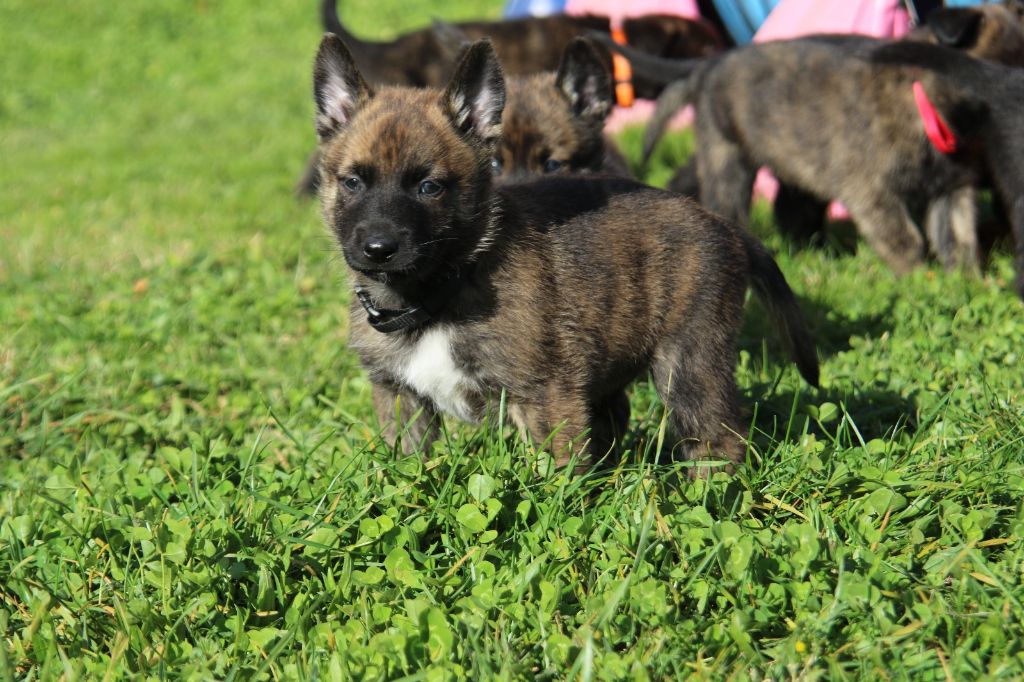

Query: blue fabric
(710, 0), (780, 43)
(942, 0), (988, 5)
(504, 0), (567, 18)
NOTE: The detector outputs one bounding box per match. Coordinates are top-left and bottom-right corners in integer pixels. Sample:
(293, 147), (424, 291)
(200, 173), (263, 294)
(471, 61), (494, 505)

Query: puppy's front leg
(510, 394), (593, 474)
(847, 194), (926, 275)
(372, 382), (440, 456)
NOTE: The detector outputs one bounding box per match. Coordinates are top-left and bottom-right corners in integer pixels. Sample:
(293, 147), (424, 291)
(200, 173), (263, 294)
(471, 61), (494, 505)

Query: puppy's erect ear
(928, 8), (983, 48)
(313, 33), (373, 142)
(441, 40), (506, 147)
(555, 38), (614, 124)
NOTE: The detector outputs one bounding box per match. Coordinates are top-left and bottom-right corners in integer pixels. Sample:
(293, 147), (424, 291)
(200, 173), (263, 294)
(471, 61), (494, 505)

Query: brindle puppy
(634, 2), (1024, 273)
(599, 34), (1024, 297)
(485, 38), (629, 180)
(312, 35), (819, 472)
(644, 2), (1024, 182)
(320, 0), (722, 93)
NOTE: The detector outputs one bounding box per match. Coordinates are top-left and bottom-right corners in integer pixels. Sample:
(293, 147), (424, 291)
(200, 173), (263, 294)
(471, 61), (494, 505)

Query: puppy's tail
(321, 0), (360, 45)
(642, 78), (696, 163)
(743, 234), (820, 387)
(587, 31), (702, 87)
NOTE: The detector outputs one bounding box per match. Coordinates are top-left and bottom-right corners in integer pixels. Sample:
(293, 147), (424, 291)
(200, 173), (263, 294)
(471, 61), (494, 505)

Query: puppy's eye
(491, 157), (503, 175)
(543, 159), (564, 173)
(342, 176), (363, 192)
(419, 179), (444, 197)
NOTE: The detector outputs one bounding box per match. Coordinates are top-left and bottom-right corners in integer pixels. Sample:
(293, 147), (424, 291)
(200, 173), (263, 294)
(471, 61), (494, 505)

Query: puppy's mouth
(344, 251), (430, 283)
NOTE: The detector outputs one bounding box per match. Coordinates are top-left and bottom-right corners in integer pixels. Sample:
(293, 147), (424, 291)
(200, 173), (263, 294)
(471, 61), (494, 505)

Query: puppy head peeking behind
(313, 35), (504, 286)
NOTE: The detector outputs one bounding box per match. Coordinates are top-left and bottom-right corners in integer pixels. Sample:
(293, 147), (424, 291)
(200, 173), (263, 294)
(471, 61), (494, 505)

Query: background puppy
(320, 0), (722, 92)
(498, 39), (630, 179)
(312, 36), (819, 472)
(466, 36), (630, 179)
(603, 34), (1024, 297)
(640, 1), (1024, 268)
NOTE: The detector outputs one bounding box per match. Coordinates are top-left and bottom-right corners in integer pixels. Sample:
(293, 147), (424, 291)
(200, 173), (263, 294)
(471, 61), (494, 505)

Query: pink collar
(913, 80), (958, 154)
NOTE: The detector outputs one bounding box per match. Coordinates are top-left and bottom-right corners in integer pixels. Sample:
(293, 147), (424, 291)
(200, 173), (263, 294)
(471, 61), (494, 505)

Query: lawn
(2, 1), (1023, 679)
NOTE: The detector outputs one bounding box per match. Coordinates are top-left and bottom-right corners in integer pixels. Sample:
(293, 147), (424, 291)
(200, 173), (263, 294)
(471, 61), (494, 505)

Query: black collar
(353, 268), (471, 334)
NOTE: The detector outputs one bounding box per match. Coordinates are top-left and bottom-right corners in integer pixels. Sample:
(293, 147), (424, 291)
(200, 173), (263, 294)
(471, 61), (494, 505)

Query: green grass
(3, 1), (1024, 679)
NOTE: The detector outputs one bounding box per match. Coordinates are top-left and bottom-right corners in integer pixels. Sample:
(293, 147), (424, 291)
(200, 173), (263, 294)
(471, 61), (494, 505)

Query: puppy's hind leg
(846, 193), (927, 275)
(926, 186), (980, 273)
(696, 128), (756, 228)
(775, 182), (828, 245)
(650, 333), (746, 476)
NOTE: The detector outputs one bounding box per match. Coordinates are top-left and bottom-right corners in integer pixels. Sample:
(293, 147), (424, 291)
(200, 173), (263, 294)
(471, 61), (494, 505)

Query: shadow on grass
(746, 381), (917, 449)
(741, 289), (892, 365)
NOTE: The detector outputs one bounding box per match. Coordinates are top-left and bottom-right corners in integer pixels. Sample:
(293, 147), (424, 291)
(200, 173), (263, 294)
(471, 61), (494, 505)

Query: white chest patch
(399, 327), (478, 422)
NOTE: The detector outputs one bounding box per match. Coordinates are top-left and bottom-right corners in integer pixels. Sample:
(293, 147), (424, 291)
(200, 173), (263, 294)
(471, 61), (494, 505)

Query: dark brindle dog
(320, 0), (722, 92)
(296, 0), (723, 194)
(600, 34), (1024, 297)
(311, 35), (819, 472)
(910, 0), (1024, 65)
(630, 2), (1024, 278)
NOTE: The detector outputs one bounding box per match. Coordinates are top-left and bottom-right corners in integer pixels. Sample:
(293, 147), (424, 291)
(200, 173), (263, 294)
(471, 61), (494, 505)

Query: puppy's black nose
(362, 235), (399, 263)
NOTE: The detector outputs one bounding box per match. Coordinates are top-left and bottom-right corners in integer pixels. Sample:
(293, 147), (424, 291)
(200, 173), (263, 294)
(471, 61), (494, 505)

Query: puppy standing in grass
(312, 35), (819, 471)
(604, 34), (1024, 296)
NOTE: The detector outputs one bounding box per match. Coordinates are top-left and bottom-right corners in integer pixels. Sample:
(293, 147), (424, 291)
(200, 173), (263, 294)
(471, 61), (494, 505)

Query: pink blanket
(564, 0), (700, 21)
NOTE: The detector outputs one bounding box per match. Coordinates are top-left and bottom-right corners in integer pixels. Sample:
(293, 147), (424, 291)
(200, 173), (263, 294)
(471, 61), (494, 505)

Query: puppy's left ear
(313, 33), (374, 143)
(556, 38), (614, 124)
(441, 40), (506, 147)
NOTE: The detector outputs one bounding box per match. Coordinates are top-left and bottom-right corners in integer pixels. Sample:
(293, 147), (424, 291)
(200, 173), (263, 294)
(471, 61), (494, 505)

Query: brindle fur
(642, 1), (1024, 174)
(312, 36), (819, 473)
(602, 34), (1024, 297)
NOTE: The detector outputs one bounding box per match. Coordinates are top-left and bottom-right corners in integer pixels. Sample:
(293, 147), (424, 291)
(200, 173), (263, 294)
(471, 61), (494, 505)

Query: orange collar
(610, 27), (635, 108)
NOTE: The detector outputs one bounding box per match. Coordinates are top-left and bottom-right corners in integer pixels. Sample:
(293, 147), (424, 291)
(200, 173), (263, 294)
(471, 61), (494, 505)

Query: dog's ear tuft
(313, 33), (373, 142)
(441, 40), (506, 147)
(555, 38), (614, 124)
(928, 8), (983, 48)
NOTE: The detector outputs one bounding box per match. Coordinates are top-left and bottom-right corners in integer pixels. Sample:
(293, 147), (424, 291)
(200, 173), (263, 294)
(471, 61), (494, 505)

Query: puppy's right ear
(441, 40), (506, 148)
(928, 8), (983, 48)
(556, 38), (614, 124)
(313, 33), (373, 142)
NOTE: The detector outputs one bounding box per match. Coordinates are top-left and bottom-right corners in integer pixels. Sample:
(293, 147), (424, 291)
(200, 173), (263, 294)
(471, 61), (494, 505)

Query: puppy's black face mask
(313, 35), (506, 284)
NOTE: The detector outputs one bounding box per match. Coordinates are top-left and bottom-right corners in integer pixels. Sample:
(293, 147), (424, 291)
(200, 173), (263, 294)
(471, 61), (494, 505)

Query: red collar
(913, 80), (957, 154)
